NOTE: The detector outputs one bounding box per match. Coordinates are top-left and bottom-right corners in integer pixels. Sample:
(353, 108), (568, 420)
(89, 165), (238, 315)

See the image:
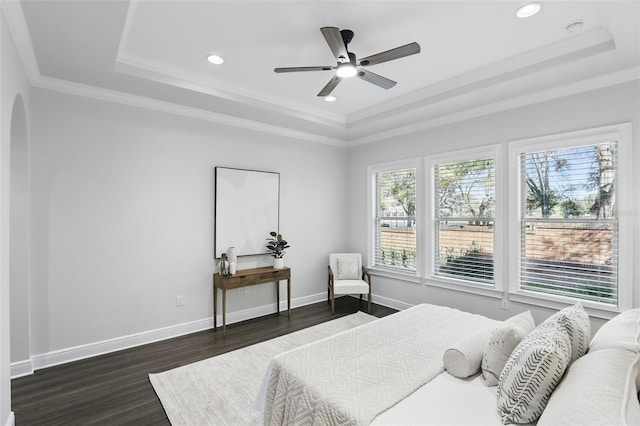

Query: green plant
(265, 231), (290, 258)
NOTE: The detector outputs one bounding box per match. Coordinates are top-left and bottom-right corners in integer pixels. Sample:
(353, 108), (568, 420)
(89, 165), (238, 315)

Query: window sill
(509, 291), (621, 320)
(368, 267), (421, 284)
(425, 276), (502, 299)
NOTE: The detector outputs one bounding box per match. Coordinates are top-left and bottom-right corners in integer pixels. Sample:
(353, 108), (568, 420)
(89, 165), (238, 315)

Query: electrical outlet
(244, 287), (250, 294)
(237, 288), (243, 295)
(176, 295), (184, 306)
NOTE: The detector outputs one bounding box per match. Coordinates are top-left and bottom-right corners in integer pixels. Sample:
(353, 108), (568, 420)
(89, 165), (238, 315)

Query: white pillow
(541, 302), (591, 363)
(496, 321), (572, 425)
(444, 327), (495, 379)
(538, 348), (640, 426)
(481, 311), (535, 386)
(335, 257), (360, 280)
(590, 308), (640, 353)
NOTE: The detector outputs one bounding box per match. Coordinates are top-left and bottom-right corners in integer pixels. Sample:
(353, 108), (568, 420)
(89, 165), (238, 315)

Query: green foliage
(559, 199), (584, 217)
(380, 246), (415, 269)
(265, 231), (290, 258)
(380, 169), (416, 220)
(439, 241), (494, 282)
(438, 158), (494, 219)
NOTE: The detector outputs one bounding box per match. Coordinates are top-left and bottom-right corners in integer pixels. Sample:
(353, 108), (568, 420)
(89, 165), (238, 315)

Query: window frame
(426, 145), (504, 294)
(508, 123), (632, 313)
(367, 158), (422, 281)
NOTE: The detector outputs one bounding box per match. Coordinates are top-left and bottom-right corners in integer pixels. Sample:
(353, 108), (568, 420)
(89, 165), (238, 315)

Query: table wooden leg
(222, 288), (227, 335)
(213, 285), (217, 331)
(287, 278), (291, 318)
(276, 280), (280, 314)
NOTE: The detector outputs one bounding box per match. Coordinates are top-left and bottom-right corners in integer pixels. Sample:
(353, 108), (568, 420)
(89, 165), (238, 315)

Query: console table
(213, 266), (291, 335)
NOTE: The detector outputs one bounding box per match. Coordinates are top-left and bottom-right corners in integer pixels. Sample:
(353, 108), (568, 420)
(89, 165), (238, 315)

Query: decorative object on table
(266, 231), (290, 269)
(218, 253), (230, 276)
(226, 247), (237, 263)
(226, 247), (237, 275)
(214, 167), (280, 258)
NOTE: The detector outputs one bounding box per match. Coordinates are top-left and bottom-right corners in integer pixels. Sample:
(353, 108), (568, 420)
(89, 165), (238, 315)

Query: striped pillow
(541, 302), (590, 363)
(496, 322), (572, 424)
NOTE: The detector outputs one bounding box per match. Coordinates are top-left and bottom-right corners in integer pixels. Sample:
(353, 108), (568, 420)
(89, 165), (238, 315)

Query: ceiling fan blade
(357, 69), (397, 89)
(274, 66), (333, 73)
(317, 75), (341, 97)
(320, 27), (349, 62)
(359, 42), (421, 66)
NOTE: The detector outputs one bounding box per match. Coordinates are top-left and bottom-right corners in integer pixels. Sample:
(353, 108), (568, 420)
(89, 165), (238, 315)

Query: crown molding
(347, 27), (616, 128)
(33, 75), (347, 147)
(1, 0), (39, 84)
(112, 53), (346, 129)
(347, 66), (640, 146)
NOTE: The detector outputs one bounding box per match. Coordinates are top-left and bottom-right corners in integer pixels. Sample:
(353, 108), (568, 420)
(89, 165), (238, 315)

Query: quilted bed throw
(262, 304), (498, 426)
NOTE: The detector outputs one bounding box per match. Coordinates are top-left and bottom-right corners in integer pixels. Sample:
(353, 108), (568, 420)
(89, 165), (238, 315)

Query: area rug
(149, 311), (377, 425)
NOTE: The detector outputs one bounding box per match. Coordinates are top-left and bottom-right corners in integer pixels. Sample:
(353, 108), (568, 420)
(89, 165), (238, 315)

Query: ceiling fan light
(516, 2), (542, 18)
(336, 64), (357, 78)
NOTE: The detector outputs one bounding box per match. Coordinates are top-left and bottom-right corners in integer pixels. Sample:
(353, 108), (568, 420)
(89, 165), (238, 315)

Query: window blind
(519, 142), (618, 305)
(433, 158), (495, 284)
(373, 168), (416, 271)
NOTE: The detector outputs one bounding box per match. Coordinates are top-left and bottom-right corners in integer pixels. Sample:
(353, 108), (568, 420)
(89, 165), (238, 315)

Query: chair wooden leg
(331, 291), (335, 315)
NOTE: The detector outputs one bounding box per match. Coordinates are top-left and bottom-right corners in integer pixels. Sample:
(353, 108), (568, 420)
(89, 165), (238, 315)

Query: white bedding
(372, 373), (503, 426)
(261, 304), (499, 426)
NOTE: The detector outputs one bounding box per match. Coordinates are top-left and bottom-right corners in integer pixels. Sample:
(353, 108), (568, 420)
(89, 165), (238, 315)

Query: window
(510, 124), (631, 310)
(369, 160), (418, 275)
(430, 151), (497, 286)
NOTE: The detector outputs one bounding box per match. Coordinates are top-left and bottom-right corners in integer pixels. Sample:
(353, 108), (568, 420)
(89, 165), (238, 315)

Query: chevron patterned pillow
(540, 302), (591, 363)
(496, 321), (572, 425)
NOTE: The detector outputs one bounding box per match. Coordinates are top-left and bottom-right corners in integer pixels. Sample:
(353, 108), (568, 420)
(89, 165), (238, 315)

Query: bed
(259, 303), (640, 426)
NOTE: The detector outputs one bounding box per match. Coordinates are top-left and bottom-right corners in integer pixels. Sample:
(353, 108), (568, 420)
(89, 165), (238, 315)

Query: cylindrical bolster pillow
(443, 327), (494, 378)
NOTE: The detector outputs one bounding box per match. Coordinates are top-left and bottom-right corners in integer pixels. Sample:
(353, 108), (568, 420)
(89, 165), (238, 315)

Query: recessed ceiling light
(324, 96), (336, 102)
(566, 21), (584, 33)
(206, 54), (224, 65)
(516, 2), (543, 18)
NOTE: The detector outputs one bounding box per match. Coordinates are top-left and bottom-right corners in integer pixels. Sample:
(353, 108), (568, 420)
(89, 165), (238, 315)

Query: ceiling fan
(274, 27), (421, 97)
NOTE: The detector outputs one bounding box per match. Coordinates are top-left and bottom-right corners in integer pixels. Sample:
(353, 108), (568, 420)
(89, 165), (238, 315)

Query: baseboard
(29, 316), (213, 373)
(19, 292), (328, 376)
(16, 292), (397, 376)
(9, 359), (33, 378)
(370, 294), (414, 311)
(4, 412), (15, 426)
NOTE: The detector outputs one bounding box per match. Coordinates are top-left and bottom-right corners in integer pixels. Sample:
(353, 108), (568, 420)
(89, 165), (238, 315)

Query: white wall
(347, 81), (640, 329)
(1, 7), (31, 425)
(28, 88), (348, 359)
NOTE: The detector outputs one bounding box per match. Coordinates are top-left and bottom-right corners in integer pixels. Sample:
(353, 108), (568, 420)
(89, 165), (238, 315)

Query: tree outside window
(373, 167), (417, 272)
(519, 142), (619, 304)
(433, 157), (495, 285)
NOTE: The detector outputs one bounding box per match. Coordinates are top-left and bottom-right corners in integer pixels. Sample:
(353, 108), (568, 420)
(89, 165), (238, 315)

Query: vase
(219, 254), (229, 275)
(229, 262), (237, 275)
(273, 258), (284, 269)
(226, 247), (237, 264)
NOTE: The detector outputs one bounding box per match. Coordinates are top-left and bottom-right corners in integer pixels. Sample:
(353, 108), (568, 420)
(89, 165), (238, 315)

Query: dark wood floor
(11, 297), (396, 425)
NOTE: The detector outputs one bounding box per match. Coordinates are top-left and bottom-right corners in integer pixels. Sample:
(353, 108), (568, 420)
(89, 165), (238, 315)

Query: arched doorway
(9, 94), (30, 372)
